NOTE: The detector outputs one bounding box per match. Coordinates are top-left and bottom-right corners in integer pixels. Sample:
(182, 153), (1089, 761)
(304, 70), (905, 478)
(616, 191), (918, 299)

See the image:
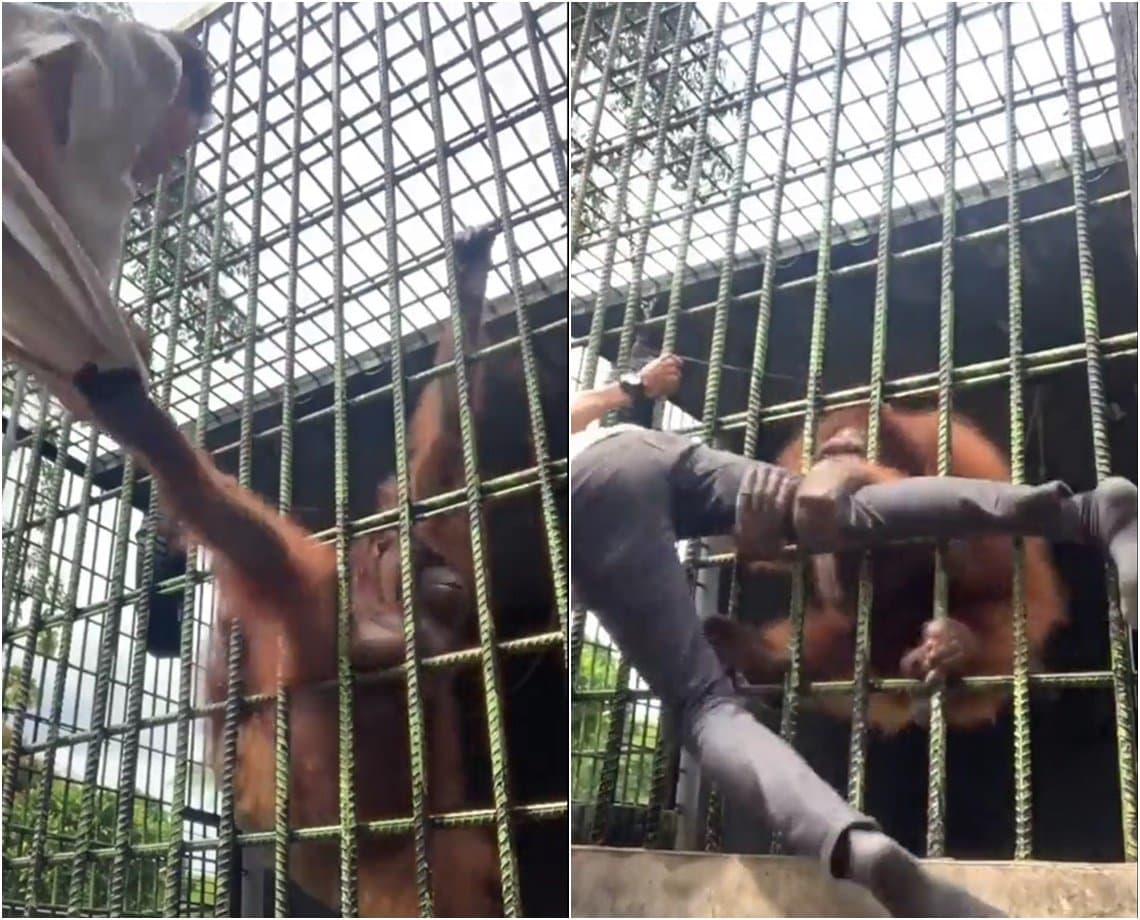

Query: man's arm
(570, 352), (683, 434)
(570, 382), (630, 434)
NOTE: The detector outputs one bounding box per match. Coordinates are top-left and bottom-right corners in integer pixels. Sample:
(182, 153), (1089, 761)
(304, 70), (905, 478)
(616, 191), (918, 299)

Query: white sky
(131, 2), (202, 30)
(570, 1), (1124, 390)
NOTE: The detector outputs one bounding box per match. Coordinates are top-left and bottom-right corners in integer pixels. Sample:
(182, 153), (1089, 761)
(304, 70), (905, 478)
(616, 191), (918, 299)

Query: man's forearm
(570, 383), (632, 433)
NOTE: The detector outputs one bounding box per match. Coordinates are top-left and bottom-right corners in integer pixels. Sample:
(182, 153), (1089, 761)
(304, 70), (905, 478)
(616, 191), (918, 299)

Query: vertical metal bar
(1, 369), (29, 475)
(608, 3), (693, 415)
(522, 5), (569, 218)
(583, 10), (697, 837)
(468, 8), (568, 646)
(649, 10), (727, 846)
(581, 3), (661, 392)
(373, 3), (433, 914)
(23, 428), (101, 912)
(159, 134), (205, 917)
(588, 661), (630, 844)
(695, 2), (766, 853)
(593, 4), (728, 848)
(66, 415), (138, 910)
(419, 5), (521, 912)
(614, 3), (695, 849)
(699, 4), (765, 438)
(109, 172), (189, 913)
(570, 3), (693, 703)
(202, 9), (245, 913)
(1002, 2), (1034, 862)
(63, 259), (141, 914)
(7, 408), (73, 909)
(569, 599), (589, 702)
(570, 4), (626, 255)
(569, 3), (596, 109)
(1, 386), (51, 824)
(188, 5), (268, 916)
(329, 8), (360, 916)
(273, 7), (307, 916)
(778, 6), (848, 778)
(730, 0), (804, 513)
(925, 2), (959, 859)
(579, 5), (665, 844)
(1062, 1), (1138, 860)
(660, 4), (727, 357)
(846, 1), (902, 814)
(1, 392), (51, 635)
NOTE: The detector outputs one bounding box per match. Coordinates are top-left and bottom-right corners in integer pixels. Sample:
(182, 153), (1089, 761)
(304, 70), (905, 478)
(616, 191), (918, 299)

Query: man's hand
(734, 463), (800, 561)
(639, 353), (683, 399)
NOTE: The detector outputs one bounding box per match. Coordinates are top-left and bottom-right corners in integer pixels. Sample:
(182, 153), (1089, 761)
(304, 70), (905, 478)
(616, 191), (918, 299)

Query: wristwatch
(618, 371), (646, 402)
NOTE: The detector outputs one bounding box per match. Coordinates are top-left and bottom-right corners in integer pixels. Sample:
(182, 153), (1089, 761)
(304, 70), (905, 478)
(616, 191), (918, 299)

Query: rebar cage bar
(570, 1), (1137, 862)
(2, 2), (569, 917)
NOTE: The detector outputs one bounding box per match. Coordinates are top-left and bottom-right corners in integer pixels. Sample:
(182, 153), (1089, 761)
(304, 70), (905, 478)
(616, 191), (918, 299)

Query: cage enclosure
(570, 0), (1137, 872)
(3, 2), (569, 917)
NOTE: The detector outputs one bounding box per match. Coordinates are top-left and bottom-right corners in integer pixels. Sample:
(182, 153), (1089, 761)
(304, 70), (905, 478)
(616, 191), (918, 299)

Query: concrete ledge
(571, 846), (1138, 918)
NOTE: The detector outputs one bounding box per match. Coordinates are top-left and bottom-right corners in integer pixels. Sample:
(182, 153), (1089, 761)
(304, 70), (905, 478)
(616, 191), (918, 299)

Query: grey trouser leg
(570, 428), (876, 869)
(823, 477), (1086, 553)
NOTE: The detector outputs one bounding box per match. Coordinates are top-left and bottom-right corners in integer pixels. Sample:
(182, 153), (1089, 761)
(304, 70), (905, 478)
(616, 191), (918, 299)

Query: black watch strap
(619, 371), (646, 401)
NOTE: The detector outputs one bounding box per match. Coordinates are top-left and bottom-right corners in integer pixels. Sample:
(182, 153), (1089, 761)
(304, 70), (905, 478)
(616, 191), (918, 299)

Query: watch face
(619, 372), (643, 395)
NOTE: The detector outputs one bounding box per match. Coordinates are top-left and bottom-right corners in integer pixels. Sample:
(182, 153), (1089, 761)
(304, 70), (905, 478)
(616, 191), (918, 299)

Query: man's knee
(674, 671), (738, 739)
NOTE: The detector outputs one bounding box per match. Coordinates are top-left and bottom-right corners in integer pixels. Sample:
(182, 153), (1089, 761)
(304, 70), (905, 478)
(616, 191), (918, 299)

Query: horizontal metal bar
(667, 334), (1137, 440)
(1, 800), (568, 870)
(2, 464), (566, 644)
(9, 630), (563, 759)
(571, 189), (1129, 341)
(573, 668), (1118, 701)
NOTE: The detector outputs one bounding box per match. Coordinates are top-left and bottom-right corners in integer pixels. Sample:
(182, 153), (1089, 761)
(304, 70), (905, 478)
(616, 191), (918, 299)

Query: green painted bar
(570, 4), (627, 255)
(1061, 1), (1139, 861)
(375, 2), (432, 914)
(420, 4), (523, 910)
(770, 5), (848, 857)
(699, 2), (767, 854)
(925, 2), (959, 859)
(844, 0), (903, 815)
(271, 6), (307, 916)
(328, 9), (360, 916)
(1002, 2), (1035, 862)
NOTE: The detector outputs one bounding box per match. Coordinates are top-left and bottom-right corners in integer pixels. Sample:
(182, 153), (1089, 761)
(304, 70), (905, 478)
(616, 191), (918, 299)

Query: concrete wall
(571, 846), (1138, 918)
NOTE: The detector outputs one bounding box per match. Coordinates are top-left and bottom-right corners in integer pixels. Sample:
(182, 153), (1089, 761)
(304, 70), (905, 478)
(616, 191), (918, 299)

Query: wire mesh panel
(3, 2), (569, 916)
(570, 1), (1137, 863)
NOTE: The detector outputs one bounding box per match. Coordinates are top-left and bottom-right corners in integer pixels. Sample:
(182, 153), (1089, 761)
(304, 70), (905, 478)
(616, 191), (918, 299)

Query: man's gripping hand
(639, 353), (683, 399)
(734, 464), (801, 561)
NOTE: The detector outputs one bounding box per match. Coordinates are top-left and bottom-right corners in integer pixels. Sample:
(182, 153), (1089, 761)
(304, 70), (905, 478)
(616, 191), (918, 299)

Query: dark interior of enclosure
(572, 159), (1137, 861)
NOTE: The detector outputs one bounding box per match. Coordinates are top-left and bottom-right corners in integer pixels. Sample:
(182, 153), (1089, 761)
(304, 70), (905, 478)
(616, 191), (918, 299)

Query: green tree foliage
(573, 640), (660, 808)
(5, 772), (216, 914)
(569, 3), (733, 241)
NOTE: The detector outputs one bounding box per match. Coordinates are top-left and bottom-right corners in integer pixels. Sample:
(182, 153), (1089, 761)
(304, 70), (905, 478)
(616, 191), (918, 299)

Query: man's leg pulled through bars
(570, 428), (1004, 917)
(792, 471), (1138, 627)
